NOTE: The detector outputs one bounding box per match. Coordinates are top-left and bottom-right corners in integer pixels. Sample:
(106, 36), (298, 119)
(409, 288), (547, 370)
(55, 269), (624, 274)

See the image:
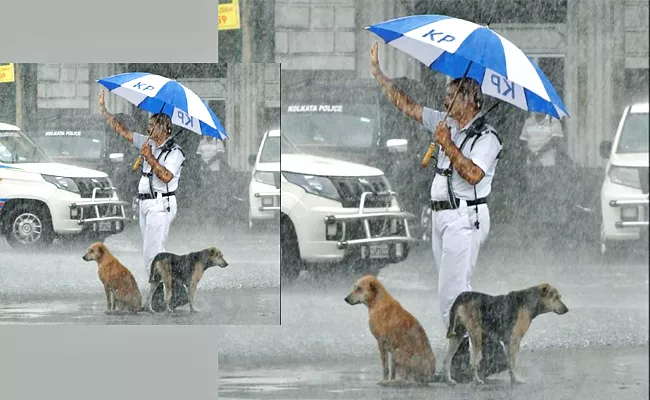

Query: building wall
(27, 63), (279, 172)
(625, 0), (649, 69)
(36, 63), (90, 109)
(274, 0), (649, 169)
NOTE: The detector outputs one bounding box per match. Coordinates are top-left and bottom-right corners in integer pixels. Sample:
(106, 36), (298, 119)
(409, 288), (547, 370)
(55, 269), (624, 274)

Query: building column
(226, 63), (266, 172)
(565, 0), (626, 168)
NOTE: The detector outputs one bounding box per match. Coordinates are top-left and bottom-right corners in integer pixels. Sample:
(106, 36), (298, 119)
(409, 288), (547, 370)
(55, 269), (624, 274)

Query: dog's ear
(539, 283), (551, 297)
(209, 247), (219, 257)
(369, 281), (378, 293)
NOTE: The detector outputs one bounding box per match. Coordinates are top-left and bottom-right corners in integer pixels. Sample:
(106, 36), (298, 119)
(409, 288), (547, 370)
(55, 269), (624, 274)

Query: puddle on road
(220, 366), (377, 395)
(0, 301), (98, 321)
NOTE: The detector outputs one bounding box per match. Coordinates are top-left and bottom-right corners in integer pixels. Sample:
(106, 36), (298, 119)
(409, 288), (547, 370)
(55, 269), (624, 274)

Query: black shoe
(449, 336), (509, 383)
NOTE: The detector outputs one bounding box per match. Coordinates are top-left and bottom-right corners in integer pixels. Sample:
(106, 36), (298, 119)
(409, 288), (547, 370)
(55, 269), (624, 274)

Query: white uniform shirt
(422, 107), (502, 201)
(519, 115), (564, 166)
(133, 132), (185, 194)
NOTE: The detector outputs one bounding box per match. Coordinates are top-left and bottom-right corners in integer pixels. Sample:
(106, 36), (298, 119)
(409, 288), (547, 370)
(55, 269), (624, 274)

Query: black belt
(434, 167), (453, 177)
(138, 191), (175, 200)
(431, 197), (487, 211)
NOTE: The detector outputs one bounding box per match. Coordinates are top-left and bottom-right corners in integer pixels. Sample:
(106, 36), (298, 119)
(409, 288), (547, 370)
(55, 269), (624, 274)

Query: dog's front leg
(507, 337), (526, 385)
(104, 285), (111, 312)
(441, 336), (463, 385)
(390, 351), (397, 380)
(377, 341), (390, 384)
(104, 289), (116, 314)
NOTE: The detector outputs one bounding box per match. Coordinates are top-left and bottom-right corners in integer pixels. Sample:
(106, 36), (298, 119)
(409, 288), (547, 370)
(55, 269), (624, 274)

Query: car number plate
(98, 221), (113, 232)
(369, 244), (390, 259)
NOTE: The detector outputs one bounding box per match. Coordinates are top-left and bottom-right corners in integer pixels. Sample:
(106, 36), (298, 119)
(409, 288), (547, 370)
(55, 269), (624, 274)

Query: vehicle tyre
(280, 215), (302, 283)
(5, 203), (54, 249)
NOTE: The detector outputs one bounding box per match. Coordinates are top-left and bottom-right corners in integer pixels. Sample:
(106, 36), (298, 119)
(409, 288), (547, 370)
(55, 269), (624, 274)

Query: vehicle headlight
(254, 171), (276, 186)
(282, 172), (341, 202)
(42, 175), (80, 194)
(608, 166), (641, 189)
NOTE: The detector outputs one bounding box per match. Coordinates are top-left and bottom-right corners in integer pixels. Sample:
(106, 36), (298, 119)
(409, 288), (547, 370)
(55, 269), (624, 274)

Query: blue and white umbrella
(366, 15), (569, 119)
(96, 72), (228, 139)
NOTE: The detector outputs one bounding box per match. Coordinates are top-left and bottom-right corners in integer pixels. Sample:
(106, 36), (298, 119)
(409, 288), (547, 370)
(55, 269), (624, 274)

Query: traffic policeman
(99, 91), (186, 278)
(369, 43), (502, 327)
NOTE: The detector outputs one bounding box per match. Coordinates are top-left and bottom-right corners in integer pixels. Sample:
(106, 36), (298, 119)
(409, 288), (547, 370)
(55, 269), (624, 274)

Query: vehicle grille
(72, 177), (114, 198)
(77, 204), (124, 220)
(344, 218), (406, 240)
(329, 176), (391, 208)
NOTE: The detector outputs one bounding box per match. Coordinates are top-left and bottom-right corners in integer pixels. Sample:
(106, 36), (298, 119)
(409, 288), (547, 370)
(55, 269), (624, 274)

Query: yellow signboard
(0, 63), (15, 83)
(218, 0), (241, 30)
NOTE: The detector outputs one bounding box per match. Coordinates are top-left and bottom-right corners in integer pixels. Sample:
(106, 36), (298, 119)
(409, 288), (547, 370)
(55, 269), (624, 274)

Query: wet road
(219, 345), (649, 400)
(218, 224), (649, 398)
(0, 215), (280, 325)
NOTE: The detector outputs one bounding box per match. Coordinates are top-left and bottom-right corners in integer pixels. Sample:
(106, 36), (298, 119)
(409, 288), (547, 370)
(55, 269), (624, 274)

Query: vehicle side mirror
(109, 153), (124, 163)
(386, 138), (408, 153)
(599, 141), (613, 159)
(248, 154), (257, 167)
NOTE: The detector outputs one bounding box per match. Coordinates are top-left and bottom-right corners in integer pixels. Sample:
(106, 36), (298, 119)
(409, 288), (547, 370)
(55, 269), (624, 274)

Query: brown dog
(441, 283), (569, 386)
(82, 242), (142, 314)
(345, 275), (436, 386)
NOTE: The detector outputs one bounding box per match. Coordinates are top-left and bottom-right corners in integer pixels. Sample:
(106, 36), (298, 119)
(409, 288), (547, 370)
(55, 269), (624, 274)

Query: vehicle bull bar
(609, 198), (649, 228)
(254, 191), (280, 212)
(69, 187), (130, 233)
(324, 191), (418, 262)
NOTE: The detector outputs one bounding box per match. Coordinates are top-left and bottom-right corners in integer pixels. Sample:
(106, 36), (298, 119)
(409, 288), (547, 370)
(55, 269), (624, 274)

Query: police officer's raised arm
(99, 91), (135, 144)
(370, 42), (424, 124)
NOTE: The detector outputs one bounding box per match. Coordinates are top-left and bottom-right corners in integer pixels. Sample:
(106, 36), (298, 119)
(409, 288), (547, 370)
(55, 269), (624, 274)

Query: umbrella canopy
(96, 72), (228, 139)
(366, 15), (569, 119)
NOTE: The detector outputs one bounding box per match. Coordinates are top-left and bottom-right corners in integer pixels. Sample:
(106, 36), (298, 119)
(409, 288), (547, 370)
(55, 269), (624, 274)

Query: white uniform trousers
(431, 201), (490, 327)
(139, 195), (178, 277)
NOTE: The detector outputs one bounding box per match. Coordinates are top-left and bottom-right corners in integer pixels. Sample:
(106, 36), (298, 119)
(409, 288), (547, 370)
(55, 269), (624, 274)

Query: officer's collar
(459, 112), (483, 131)
(151, 135), (174, 150)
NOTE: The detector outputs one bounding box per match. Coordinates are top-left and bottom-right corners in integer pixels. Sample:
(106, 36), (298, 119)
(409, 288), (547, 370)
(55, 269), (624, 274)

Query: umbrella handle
(421, 143), (437, 168)
(132, 155), (143, 172)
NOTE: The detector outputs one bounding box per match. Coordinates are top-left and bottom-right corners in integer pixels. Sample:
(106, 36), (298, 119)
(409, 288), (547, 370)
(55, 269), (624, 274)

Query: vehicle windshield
(281, 104), (378, 151)
(259, 133), (280, 163)
(616, 112), (649, 154)
(280, 133), (301, 155)
(30, 131), (104, 160)
(0, 129), (52, 163)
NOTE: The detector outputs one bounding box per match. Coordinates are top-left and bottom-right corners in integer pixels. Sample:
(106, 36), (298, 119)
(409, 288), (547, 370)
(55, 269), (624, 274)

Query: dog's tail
(446, 303), (459, 339)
